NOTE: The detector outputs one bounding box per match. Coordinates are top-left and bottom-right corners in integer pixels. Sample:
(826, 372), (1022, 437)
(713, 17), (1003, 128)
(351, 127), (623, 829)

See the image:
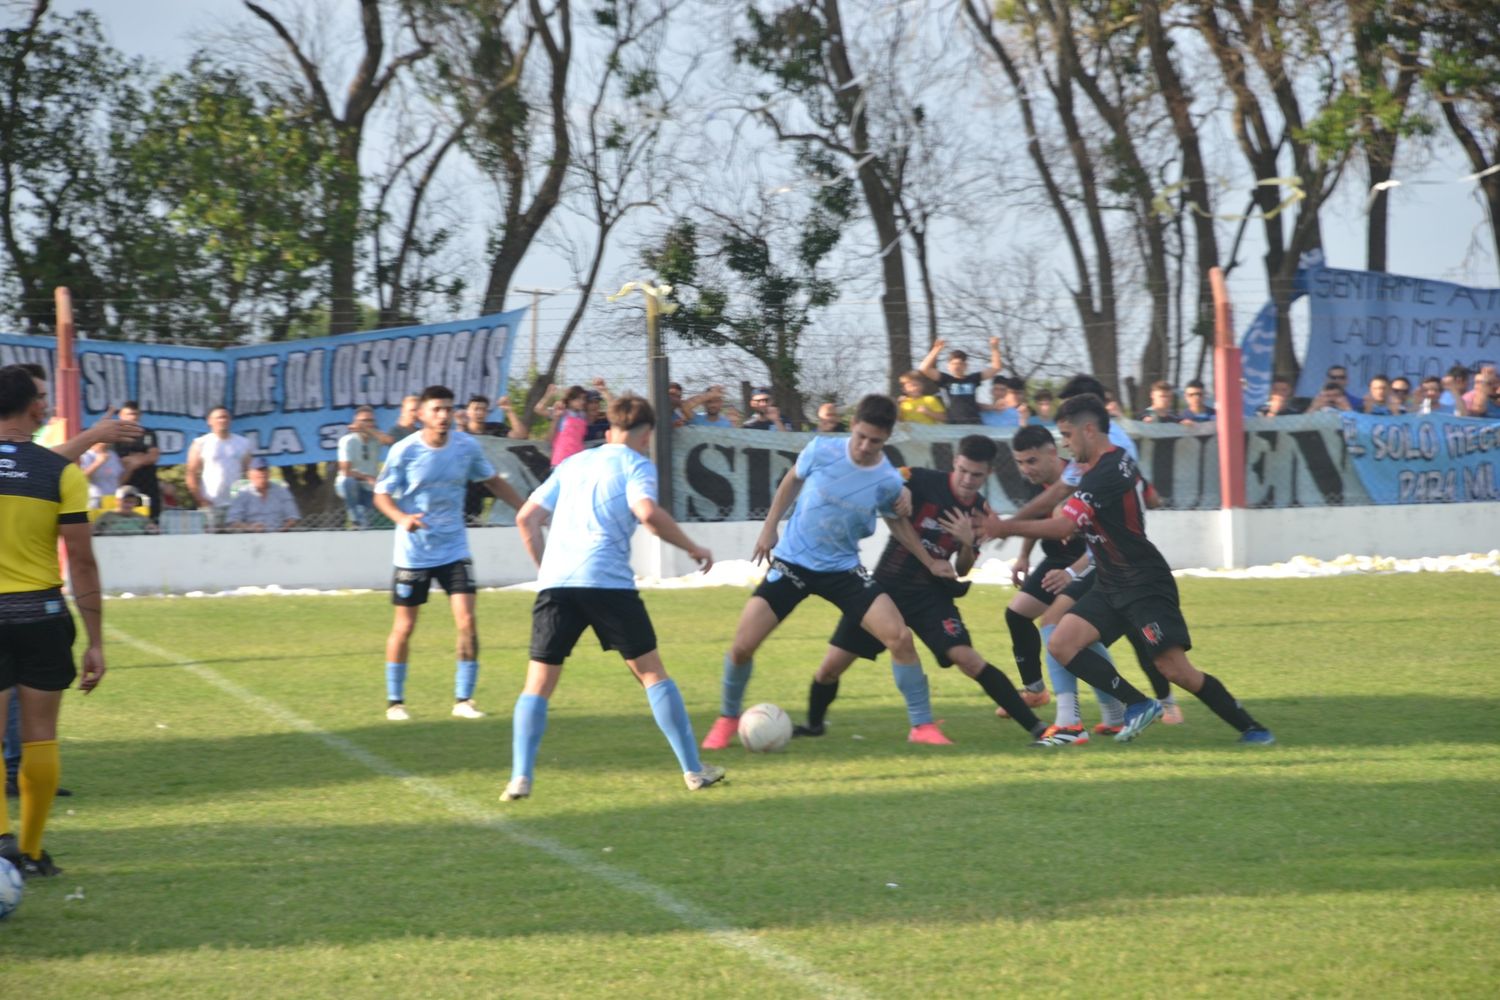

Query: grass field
(2, 574), (1498, 998)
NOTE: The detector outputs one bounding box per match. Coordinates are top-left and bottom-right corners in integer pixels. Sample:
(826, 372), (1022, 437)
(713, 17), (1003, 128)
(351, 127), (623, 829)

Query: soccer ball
(0, 857), (22, 920)
(737, 703), (793, 753)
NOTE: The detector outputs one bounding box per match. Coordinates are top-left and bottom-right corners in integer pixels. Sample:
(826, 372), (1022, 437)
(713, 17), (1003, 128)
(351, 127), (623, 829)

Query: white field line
(107, 626), (871, 1000)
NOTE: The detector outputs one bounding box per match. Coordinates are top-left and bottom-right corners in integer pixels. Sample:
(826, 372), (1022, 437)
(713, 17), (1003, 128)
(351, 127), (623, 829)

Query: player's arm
(885, 514), (957, 579)
(753, 468), (803, 563)
(631, 496), (712, 571)
(1009, 478), (1071, 521)
(1010, 536), (1036, 587)
(516, 498), (551, 567)
(936, 507), (981, 577)
(185, 440), (207, 505)
(1041, 552), (1091, 595)
(59, 520), (105, 694)
(373, 490), (422, 531)
(979, 336), (1002, 380)
(481, 473), (526, 510)
(984, 510), (1076, 543)
(49, 407), (143, 462)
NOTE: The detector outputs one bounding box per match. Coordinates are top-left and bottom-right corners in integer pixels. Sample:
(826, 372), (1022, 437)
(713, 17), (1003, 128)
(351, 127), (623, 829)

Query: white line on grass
(108, 626), (872, 1000)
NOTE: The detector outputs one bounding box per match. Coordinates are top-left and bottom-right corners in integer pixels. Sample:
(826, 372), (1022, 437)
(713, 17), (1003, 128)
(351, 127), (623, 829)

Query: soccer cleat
(1029, 724), (1089, 747)
(500, 776), (532, 801)
(451, 699), (486, 719)
(385, 703), (410, 721)
(700, 715), (739, 751)
(684, 764), (726, 790)
(1115, 699), (1164, 743)
(907, 722), (954, 745)
(994, 705), (1010, 719)
(1092, 722), (1123, 736)
(0, 832), (18, 867)
(1022, 688), (1052, 708)
(1238, 727), (1276, 746)
(1161, 701), (1185, 725)
(18, 851), (61, 879)
(792, 722), (826, 738)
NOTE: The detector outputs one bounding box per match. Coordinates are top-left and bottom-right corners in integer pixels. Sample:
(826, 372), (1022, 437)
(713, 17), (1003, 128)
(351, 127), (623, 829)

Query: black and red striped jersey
(873, 466), (990, 590)
(1060, 447), (1172, 592)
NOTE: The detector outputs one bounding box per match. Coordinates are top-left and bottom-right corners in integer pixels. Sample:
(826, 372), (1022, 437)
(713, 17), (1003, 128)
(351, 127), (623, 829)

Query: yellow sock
(18, 739), (59, 859)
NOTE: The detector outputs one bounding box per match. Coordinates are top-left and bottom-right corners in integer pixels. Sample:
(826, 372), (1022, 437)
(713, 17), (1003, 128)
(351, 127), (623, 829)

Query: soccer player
(0, 364), (107, 879)
(502, 395), (723, 799)
(373, 385), (527, 722)
(985, 393), (1274, 745)
(700, 394), (955, 750)
(794, 435), (1049, 743)
(1005, 424), (1129, 745)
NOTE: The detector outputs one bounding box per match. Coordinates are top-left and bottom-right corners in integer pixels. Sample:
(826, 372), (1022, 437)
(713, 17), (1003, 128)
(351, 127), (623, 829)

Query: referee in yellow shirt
(0, 363), (106, 879)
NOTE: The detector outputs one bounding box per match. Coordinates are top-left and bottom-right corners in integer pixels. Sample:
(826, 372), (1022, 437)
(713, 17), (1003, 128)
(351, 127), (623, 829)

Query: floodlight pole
(608, 281), (677, 515)
(1210, 266), (1248, 569)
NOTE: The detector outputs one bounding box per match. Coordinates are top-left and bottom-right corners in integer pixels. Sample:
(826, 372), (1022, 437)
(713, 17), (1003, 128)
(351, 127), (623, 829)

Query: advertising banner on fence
(1297, 264), (1500, 397)
(0, 310), (523, 465)
(1337, 412), (1500, 504)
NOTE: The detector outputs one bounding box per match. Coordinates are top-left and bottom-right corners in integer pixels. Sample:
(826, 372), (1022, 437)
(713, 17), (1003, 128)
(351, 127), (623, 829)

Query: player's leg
(799, 610), (879, 736)
(1047, 602), (1162, 745)
(704, 585), (789, 750)
(1040, 589), (1125, 733)
(624, 649), (724, 790)
(945, 644), (1047, 740)
(0, 686), (13, 866)
(385, 567), (431, 720)
(503, 591), (586, 800)
(859, 593), (947, 744)
(1006, 591), (1050, 689)
(447, 590), (484, 718)
(1130, 640), (1182, 722)
(15, 686), (64, 875)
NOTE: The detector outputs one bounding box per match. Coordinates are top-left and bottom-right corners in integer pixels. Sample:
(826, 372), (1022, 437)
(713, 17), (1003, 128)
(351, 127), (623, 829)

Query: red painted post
(54, 286), (82, 438)
(1210, 268), (1246, 509)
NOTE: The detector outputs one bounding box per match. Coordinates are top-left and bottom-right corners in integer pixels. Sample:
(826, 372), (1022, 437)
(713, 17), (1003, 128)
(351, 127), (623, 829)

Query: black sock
(1133, 644), (1172, 700)
(807, 677), (840, 728)
(1005, 609), (1043, 687)
(1192, 672), (1260, 733)
(975, 664), (1040, 731)
(1064, 646), (1148, 704)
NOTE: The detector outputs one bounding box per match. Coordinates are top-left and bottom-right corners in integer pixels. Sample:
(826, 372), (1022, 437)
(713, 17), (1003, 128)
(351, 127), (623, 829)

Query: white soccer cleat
(451, 699), (486, 719)
(385, 703), (410, 722)
(500, 776), (532, 801)
(684, 764), (726, 791)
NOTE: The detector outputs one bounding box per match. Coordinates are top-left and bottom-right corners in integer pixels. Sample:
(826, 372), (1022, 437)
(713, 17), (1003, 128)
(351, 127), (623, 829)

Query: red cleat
(908, 722), (955, 745)
(700, 715), (739, 750)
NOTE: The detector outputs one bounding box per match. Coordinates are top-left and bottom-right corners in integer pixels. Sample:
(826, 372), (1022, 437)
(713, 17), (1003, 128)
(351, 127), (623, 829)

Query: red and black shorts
(830, 584), (970, 668)
(1068, 581), (1192, 657)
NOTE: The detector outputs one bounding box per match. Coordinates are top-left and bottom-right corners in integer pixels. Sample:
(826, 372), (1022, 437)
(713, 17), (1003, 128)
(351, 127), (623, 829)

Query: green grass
(3, 575), (1499, 998)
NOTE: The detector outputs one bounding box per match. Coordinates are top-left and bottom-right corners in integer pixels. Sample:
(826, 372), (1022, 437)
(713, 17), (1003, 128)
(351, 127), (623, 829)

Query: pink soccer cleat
(700, 715), (739, 750)
(908, 722), (955, 745)
(1161, 702), (1185, 725)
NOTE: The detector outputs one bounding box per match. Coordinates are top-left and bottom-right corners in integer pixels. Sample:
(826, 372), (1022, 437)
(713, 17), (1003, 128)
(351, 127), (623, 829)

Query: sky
(46, 0), (1500, 397)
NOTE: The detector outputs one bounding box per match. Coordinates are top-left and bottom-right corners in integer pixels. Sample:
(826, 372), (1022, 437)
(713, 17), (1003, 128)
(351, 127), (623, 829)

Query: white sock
(1054, 692), (1080, 728)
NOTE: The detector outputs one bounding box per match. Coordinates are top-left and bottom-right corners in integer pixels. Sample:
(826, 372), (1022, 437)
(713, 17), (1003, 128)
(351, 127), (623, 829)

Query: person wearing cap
(226, 458), (300, 532)
(93, 486), (157, 536)
(741, 388), (791, 430)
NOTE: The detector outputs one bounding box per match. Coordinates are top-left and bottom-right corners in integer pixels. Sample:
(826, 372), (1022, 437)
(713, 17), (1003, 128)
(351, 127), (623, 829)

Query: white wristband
(1064, 567), (1078, 580)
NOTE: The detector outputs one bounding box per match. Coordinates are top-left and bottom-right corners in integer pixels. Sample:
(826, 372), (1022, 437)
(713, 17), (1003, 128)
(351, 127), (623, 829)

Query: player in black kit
(794, 435), (1049, 744)
(985, 394), (1274, 745)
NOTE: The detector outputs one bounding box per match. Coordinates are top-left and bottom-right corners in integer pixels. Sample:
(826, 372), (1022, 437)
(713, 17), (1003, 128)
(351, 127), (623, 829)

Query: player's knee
(1045, 632), (1078, 664)
(882, 625), (915, 656)
(1004, 607), (1033, 631)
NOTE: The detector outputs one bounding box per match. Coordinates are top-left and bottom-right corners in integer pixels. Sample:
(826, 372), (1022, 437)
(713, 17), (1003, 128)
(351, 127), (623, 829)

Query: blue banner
(0, 310), (523, 465)
(1238, 300), (1278, 416)
(1339, 411), (1500, 503)
(1298, 265), (1500, 398)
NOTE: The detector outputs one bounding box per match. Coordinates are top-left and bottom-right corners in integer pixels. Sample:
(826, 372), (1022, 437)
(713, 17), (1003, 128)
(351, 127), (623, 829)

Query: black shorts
(391, 559), (477, 606)
(753, 559), (884, 623)
(1068, 582), (1192, 656)
(0, 616), (78, 692)
(1019, 558), (1075, 605)
(1061, 569), (1096, 602)
(530, 588), (658, 663)
(831, 585), (970, 668)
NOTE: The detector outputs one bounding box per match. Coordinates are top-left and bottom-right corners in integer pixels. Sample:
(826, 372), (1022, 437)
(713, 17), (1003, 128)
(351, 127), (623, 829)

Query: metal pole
(54, 286), (81, 439)
(646, 294), (673, 513)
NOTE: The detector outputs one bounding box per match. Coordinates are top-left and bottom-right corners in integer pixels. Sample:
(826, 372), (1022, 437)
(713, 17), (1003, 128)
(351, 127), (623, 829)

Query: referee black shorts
(0, 615), (78, 692)
(529, 587), (659, 664)
(752, 559), (884, 623)
(830, 585), (970, 668)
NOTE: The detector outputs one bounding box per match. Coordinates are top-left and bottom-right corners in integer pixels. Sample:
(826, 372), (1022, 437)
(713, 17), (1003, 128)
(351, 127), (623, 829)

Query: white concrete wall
(94, 502), (1500, 593)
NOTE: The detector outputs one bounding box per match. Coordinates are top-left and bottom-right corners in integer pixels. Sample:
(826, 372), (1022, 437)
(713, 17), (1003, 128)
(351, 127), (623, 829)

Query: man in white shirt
(185, 406), (253, 530)
(336, 406), (383, 528)
(226, 459), (300, 532)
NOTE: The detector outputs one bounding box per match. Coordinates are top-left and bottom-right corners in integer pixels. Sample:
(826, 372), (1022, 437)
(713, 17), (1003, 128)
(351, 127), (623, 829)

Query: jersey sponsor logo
(1141, 622), (1164, 645)
(769, 560), (805, 589)
(44, 600), (62, 616)
(394, 568), (425, 584)
(853, 565), (873, 586)
(0, 444), (14, 453)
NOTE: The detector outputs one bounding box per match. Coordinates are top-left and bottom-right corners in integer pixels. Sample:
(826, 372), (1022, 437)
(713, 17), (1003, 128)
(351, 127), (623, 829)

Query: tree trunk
(1440, 97), (1500, 282)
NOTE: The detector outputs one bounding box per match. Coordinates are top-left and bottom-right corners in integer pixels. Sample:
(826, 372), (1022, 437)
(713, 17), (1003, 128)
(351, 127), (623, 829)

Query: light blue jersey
(773, 437), (903, 572)
(376, 431), (495, 568)
(530, 444), (655, 589)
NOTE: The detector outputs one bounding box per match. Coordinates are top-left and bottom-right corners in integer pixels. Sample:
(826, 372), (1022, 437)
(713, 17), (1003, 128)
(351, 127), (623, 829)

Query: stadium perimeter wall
(95, 503), (1500, 593)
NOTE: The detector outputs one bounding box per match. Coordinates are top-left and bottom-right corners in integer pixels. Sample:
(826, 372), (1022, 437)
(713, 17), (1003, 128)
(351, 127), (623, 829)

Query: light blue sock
(1087, 642), (1126, 724)
(891, 662), (933, 726)
(646, 679), (702, 773)
(454, 660), (479, 701)
(511, 693), (549, 781)
(385, 662), (407, 703)
(721, 654), (754, 718)
(1039, 626), (1077, 697)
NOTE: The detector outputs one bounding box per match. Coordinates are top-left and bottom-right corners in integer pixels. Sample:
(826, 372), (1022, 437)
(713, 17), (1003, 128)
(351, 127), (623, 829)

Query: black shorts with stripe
(391, 559), (476, 606)
(1069, 579), (1191, 656)
(752, 559), (884, 623)
(529, 587), (658, 663)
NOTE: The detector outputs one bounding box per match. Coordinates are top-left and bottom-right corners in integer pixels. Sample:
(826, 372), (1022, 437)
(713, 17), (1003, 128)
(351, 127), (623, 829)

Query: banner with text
(1298, 265), (1500, 397)
(1338, 412), (1500, 504)
(0, 310), (522, 465)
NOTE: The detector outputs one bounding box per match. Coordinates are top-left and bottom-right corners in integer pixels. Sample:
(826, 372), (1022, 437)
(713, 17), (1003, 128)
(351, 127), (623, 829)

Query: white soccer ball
(737, 703), (793, 753)
(0, 857), (23, 920)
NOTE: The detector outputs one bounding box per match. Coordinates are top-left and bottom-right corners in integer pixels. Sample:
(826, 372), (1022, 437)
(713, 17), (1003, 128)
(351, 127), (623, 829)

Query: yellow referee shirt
(0, 440), (88, 620)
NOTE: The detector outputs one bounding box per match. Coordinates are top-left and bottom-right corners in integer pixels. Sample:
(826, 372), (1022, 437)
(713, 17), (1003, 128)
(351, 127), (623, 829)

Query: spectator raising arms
(536, 385), (591, 468)
(918, 337), (1002, 425)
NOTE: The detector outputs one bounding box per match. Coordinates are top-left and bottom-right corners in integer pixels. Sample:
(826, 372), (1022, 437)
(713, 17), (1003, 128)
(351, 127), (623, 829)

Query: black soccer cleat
(19, 851), (62, 879)
(0, 832), (19, 867)
(792, 722), (826, 738)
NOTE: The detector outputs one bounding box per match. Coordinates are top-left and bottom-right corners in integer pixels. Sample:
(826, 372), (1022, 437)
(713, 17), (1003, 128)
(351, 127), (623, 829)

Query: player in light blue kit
(501, 395), (723, 800)
(700, 394), (957, 751)
(373, 385), (526, 722)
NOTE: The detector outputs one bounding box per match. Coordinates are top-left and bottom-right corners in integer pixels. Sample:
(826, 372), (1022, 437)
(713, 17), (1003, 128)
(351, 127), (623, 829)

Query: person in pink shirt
(538, 385), (590, 467)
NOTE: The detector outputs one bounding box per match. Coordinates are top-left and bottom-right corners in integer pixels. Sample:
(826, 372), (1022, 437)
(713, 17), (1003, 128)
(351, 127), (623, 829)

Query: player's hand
(983, 513), (1011, 539)
(591, 376), (607, 389)
(926, 558), (957, 580)
(688, 545), (714, 573)
(752, 528), (778, 565)
(91, 407), (144, 444)
(938, 507), (974, 548)
(79, 645), (106, 693)
(1009, 557), (1028, 588)
(1042, 569), (1071, 594)
(932, 338), (946, 352)
(988, 336), (1000, 350)
(496, 395), (511, 408)
(894, 487), (913, 518)
(401, 512), (426, 532)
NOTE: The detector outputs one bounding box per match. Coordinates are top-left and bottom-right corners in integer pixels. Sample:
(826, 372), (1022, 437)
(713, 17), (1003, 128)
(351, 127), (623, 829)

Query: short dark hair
(1421, 375), (1441, 387)
(208, 405), (230, 418)
(1012, 424), (1056, 452)
(563, 385), (587, 405)
(1059, 374), (1107, 401)
(1327, 364), (1348, 376)
(419, 385), (455, 404)
(18, 363), (45, 380)
(0, 363), (40, 418)
(1447, 364), (1471, 381)
(1056, 393), (1109, 432)
(467, 394), (489, 407)
(1151, 379), (1174, 393)
(354, 404), (375, 416)
(956, 434), (998, 465)
(1033, 389), (1053, 403)
(852, 393), (897, 432)
(1185, 379), (1205, 391)
(608, 394), (655, 431)
(1369, 374), (1390, 386)
(948, 349), (968, 362)
(121, 399), (141, 411)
